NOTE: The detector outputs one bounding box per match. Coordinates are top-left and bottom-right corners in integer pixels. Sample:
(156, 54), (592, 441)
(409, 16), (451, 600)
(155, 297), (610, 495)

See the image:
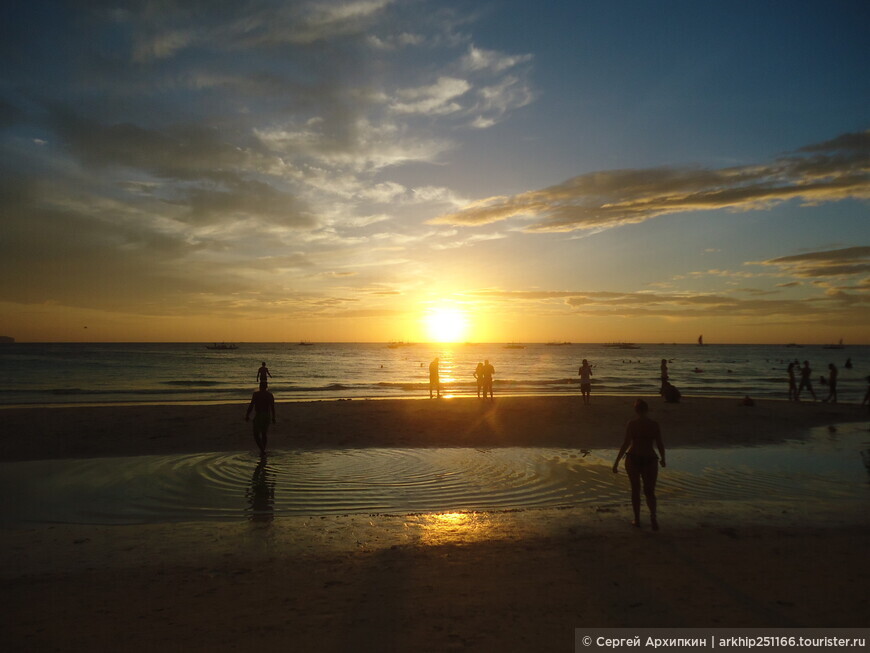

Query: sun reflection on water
(414, 511), (496, 546)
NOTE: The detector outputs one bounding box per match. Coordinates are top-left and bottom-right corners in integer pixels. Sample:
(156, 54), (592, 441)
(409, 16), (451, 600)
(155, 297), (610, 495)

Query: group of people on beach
(241, 354), (866, 531)
(786, 360), (844, 403)
(428, 358), (496, 399)
(245, 358), (668, 530)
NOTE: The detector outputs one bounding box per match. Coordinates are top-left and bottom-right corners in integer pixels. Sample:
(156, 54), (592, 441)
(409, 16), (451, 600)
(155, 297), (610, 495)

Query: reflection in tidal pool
(0, 424), (866, 525)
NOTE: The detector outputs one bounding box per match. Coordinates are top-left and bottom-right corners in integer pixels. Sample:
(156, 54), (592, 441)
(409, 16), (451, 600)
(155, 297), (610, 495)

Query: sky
(0, 0), (868, 344)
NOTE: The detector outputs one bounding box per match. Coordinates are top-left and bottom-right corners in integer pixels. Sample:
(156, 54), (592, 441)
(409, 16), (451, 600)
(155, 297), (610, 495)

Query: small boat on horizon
(206, 342), (238, 350)
(823, 338), (845, 350)
(503, 343), (526, 349)
(602, 342), (640, 350)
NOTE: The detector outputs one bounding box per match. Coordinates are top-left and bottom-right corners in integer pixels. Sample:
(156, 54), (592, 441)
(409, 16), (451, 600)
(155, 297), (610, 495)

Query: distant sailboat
(698, 335), (704, 346)
(823, 338), (845, 350)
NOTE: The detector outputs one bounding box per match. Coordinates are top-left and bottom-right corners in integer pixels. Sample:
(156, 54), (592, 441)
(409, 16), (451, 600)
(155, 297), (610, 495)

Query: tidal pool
(1, 424), (867, 524)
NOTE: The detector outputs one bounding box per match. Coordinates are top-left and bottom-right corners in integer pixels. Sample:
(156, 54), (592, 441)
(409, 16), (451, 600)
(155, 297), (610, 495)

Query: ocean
(1, 342), (867, 407)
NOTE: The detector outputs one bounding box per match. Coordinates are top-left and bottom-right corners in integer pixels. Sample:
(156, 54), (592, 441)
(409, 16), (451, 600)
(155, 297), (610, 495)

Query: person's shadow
(246, 454), (275, 523)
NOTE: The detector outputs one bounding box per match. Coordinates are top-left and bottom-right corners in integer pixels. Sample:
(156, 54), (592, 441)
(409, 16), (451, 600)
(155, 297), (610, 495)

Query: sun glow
(424, 306), (469, 343)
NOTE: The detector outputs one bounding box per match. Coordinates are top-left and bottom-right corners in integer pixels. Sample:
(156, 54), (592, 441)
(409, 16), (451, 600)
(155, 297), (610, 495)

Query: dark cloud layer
(761, 246), (870, 278)
(432, 131), (870, 231)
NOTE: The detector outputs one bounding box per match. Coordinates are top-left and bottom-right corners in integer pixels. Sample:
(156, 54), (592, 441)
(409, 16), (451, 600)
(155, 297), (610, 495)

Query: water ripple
(0, 424), (867, 524)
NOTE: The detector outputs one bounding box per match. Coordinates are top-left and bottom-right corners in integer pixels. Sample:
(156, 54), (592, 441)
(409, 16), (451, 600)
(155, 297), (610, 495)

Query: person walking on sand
(578, 359), (593, 405)
(245, 381), (276, 455)
(257, 361), (272, 384)
(822, 363), (838, 404)
(474, 362), (484, 398)
(482, 359), (495, 399)
(613, 399), (666, 530)
(787, 362), (798, 401)
(429, 358), (441, 399)
(797, 360), (816, 401)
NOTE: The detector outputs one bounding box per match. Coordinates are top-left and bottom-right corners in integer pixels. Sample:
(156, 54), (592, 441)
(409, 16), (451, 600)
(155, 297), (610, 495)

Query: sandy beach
(0, 394), (865, 461)
(2, 396), (868, 651)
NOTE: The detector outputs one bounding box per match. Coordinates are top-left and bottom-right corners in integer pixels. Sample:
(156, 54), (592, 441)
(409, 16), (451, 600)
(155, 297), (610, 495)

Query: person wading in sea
(613, 399), (666, 530)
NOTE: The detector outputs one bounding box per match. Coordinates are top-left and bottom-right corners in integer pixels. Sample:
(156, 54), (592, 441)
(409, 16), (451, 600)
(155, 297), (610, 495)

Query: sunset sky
(1, 0), (868, 343)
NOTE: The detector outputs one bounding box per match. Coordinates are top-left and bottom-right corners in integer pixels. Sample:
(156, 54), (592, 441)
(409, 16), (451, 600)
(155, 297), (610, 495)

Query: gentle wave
(1, 342), (866, 406)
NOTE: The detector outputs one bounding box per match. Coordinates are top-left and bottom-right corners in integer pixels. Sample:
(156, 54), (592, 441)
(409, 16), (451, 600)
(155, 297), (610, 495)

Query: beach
(0, 394), (865, 461)
(2, 396), (868, 651)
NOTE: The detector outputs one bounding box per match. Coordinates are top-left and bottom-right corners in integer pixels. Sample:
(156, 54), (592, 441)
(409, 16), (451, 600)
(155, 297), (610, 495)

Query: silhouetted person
(474, 362), (484, 398)
(659, 359), (669, 395)
(257, 361), (272, 384)
(613, 399), (666, 530)
(429, 358), (440, 398)
(844, 357), (852, 369)
(662, 381), (681, 403)
(823, 363), (838, 403)
(578, 359), (593, 405)
(797, 360), (816, 401)
(787, 362), (798, 401)
(245, 381), (276, 454)
(482, 359), (495, 399)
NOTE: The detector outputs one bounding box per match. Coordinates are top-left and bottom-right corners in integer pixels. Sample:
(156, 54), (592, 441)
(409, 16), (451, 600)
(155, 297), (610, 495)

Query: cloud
(390, 77), (471, 115)
(121, 0), (397, 61)
(460, 45), (533, 73)
(431, 131), (870, 230)
(176, 181), (314, 227)
(49, 108), (260, 183)
(366, 32), (424, 50)
(759, 246), (870, 278)
(467, 287), (868, 323)
(254, 118), (454, 172)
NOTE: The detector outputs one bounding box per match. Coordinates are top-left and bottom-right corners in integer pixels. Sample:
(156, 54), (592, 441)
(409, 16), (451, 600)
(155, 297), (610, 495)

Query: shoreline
(3, 502), (868, 651)
(3, 395), (868, 648)
(0, 389), (828, 410)
(0, 394), (865, 463)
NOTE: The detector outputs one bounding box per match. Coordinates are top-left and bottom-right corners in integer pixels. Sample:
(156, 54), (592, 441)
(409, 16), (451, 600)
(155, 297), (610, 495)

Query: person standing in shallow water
(797, 360), (816, 401)
(474, 362), (484, 398)
(429, 358), (441, 399)
(245, 381), (276, 455)
(257, 361), (272, 384)
(578, 359), (593, 405)
(613, 399), (666, 530)
(482, 359), (495, 399)
(787, 362), (798, 401)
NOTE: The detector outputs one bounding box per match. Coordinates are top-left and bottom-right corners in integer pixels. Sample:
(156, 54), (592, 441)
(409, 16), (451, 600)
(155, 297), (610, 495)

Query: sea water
(0, 424), (866, 524)
(1, 342), (867, 406)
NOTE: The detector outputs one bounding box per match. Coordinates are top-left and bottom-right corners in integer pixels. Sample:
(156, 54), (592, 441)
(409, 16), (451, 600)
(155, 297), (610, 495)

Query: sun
(425, 307), (469, 343)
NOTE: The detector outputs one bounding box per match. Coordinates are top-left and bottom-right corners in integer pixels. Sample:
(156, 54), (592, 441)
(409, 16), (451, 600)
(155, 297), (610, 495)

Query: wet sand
(2, 503), (868, 652)
(0, 394), (865, 461)
(1, 396), (868, 650)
